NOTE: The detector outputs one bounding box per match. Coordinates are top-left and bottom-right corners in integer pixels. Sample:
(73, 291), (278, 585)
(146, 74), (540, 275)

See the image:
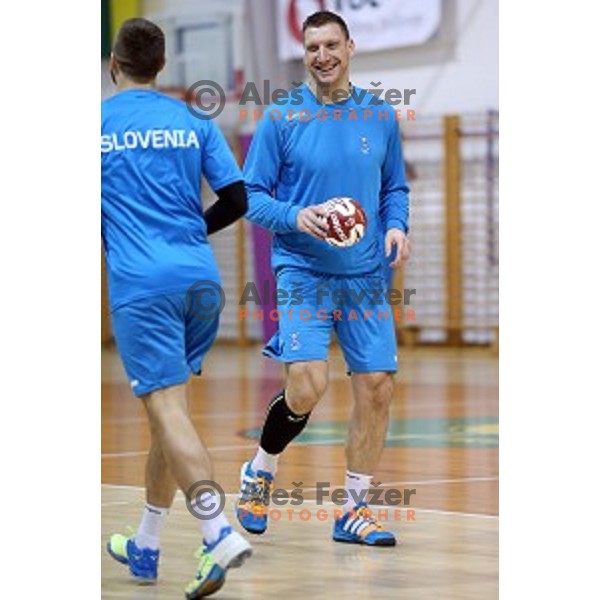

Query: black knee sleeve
(260, 389), (311, 454)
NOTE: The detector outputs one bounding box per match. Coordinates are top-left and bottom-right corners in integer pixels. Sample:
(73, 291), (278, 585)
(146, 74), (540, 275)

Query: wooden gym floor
(102, 343), (498, 599)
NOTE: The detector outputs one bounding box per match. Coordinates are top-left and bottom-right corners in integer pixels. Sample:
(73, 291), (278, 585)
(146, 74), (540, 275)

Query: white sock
(193, 491), (231, 545)
(343, 471), (373, 513)
(251, 446), (279, 475)
(135, 503), (169, 550)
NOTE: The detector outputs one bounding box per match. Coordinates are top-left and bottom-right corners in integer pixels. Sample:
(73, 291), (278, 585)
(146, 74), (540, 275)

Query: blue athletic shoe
(332, 503), (397, 546)
(236, 461), (273, 534)
(106, 531), (159, 582)
(185, 526), (253, 599)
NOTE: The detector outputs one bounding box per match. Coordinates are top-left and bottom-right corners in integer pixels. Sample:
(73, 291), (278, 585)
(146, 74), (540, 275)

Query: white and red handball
(323, 197), (367, 247)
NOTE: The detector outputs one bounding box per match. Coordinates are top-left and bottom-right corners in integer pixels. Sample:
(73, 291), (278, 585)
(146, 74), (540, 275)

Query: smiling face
(303, 22), (355, 95)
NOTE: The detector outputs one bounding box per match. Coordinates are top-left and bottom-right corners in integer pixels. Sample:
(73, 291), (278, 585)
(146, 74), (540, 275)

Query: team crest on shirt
(290, 333), (301, 351)
(360, 136), (370, 154)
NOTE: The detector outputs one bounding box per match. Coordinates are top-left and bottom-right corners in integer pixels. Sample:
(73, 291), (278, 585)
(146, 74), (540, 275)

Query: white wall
(129, 0), (498, 117)
(143, 0), (240, 15)
(101, 59), (114, 100)
(349, 0), (498, 116)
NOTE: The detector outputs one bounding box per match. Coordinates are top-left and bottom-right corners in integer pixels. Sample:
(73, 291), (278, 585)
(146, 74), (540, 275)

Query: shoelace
(194, 546), (209, 561)
(192, 547), (214, 578)
(186, 547), (215, 593)
(355, 506), (384, 531)
(242, 475), (272, 506)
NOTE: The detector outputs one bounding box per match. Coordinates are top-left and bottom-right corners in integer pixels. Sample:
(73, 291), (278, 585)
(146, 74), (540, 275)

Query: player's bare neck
(308, 78), (352, 105)
(116, 76), (157, 93)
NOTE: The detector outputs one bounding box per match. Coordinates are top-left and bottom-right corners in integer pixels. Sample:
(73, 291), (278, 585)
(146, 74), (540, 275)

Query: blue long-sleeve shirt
(244, 83), (409, 275)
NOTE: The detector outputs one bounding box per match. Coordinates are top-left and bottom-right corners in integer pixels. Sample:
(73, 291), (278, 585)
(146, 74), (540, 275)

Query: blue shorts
(263, 267), (398, 373)
(111, 289), (220, 397)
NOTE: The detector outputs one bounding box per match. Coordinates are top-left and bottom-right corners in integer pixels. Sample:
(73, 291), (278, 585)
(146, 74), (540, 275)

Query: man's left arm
(380, 120), (410, 268)
(204, 181), (247, 235)
(201, 121), (248, 235)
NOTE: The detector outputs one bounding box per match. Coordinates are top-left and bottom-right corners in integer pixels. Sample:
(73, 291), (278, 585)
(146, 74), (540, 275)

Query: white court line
(279, 499), (499, 520)
(288, 476), (498, 495)
(411, 507), (499, 520)
(101, 451), (148, 459)
(102, 444), (256, 458)
(102, 400), (492, 425)
(101, 476), (498, 492)
(103, 411), (265, 425)
(101, 480), (499, 519)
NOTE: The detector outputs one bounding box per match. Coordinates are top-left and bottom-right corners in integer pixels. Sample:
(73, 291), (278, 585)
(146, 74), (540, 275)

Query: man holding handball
(102, 18), (252, 598)
(237, 11), (410, 546)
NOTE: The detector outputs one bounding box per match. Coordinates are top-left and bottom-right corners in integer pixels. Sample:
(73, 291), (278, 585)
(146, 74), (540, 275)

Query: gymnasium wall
(101, 0), (499, 346)
(102, 0), (499, 115)
(349, 0), (499, 116)
(137, 0), (497, 115)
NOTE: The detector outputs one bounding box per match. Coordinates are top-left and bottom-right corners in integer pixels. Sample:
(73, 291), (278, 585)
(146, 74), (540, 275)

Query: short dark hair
(113, 18), (165, 82)
(302, 11), (350, 40)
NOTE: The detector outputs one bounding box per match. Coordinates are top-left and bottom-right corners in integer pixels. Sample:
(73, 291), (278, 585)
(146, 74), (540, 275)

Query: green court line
(241, 416), (499, 448)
